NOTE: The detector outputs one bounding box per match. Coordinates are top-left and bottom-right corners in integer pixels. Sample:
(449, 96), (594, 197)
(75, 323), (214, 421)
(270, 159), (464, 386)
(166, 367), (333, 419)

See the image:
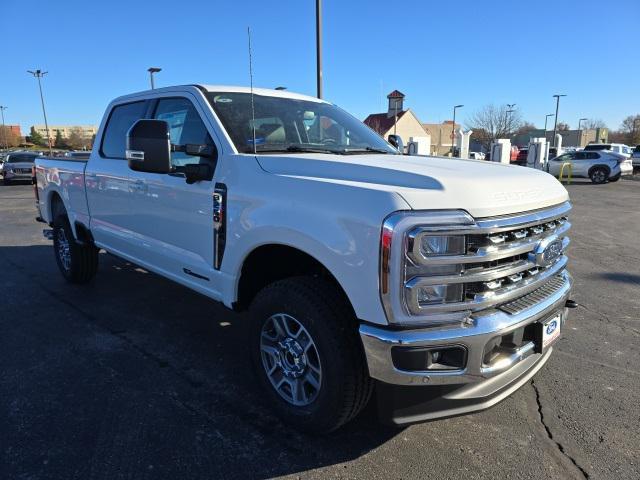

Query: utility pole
(544, 113), (554, 141)
(551, 94), (566, 148)
(578, 118), (587, 147)
(27, 69), (52, 155)
(0, 106), (7, 151)
(451, 104), (464, 157)
(147, 67), (162, 89)
(316, 0), (323, 99)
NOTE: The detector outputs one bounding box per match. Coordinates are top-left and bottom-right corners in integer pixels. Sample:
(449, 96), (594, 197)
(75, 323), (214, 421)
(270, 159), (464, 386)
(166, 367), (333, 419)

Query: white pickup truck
(34, 85), (574, 433)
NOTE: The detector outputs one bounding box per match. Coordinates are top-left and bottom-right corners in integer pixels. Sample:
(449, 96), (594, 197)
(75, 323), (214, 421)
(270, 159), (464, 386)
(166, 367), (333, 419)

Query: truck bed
(35, 156), (89, 227)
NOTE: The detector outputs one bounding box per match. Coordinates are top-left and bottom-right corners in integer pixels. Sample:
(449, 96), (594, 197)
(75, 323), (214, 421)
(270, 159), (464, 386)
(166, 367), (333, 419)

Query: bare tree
(66, 127), (89, 150)
(556, 122), (570, 131)
(619, 114), (640, 145)
(582, 118), (607, 129)
(466, 104), (523, 150)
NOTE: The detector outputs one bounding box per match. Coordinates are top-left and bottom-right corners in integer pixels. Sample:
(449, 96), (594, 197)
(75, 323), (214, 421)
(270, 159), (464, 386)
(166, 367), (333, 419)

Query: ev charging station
(407, 136), (431, 156)
(490, 139), (511, 164)
(527, 137), (547, 170)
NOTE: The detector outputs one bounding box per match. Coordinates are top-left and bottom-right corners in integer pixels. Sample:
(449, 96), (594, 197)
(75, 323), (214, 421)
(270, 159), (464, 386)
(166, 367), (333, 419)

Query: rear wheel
(3, 178), (10, 186)
(52, 214), (99, 283)
(249, 276), (373, 433)
(589, 167), (608, 184)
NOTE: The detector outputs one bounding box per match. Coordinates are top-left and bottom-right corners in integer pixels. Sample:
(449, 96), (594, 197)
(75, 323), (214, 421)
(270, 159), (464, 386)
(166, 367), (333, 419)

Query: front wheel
(53, 214), (99, 283)
(249, 276), (373, 433)
(589, 167), (608, 184)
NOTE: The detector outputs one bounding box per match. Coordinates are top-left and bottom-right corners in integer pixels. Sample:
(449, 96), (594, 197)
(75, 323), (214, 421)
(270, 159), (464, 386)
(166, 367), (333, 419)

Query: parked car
(631, 145), (640, 170)
(548, 150), (632, 183)
(468, 151), (485, 160)
(1, 151), (42, 185)
(34, 85), (574, 432)
(584, 143), (632, 158)
(514, 147), (528, 166)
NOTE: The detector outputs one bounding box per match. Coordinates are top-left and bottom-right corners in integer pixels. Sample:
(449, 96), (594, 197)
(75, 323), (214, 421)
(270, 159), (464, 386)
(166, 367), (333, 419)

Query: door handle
(130, 180), (147, 192)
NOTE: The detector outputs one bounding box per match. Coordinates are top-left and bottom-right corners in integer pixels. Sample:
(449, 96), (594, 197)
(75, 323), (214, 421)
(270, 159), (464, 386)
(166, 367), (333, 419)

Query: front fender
(219, 170), (410, 325)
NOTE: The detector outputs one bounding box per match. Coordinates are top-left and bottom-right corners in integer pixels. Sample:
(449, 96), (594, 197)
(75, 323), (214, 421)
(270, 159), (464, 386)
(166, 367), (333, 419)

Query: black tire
(3, 178), (10, 186)
(249, 276), (374, 434)
(52, 214), (99, 283)
(589, 167), (608, 184)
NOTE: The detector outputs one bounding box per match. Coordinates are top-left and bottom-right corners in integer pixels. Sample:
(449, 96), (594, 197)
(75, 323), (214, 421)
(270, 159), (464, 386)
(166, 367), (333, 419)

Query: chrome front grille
(498, 275), (568, 315)
(403, 202), (571, 316)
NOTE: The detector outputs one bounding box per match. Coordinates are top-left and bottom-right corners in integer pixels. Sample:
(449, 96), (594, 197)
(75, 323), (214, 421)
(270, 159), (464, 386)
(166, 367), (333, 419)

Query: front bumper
(360, 270), (572, 424)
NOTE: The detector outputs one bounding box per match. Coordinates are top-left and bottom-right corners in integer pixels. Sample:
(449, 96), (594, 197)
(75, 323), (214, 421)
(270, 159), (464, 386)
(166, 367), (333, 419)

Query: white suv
(583, 143), (632, 158)
(549, 150), (633, 183)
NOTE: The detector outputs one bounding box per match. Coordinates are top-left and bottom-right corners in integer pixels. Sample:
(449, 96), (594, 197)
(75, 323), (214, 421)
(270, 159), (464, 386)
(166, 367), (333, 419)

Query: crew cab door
(127, 95), (221, 295)
(86, 100), (148, 253)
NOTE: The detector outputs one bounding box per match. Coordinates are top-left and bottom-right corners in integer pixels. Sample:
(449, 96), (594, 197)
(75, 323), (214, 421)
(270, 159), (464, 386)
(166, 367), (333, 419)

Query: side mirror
(126, 119), (172, 173)
(387, 134), (404, 153)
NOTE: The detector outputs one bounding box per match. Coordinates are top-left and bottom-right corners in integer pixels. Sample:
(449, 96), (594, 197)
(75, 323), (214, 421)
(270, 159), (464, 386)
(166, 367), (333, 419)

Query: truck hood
(256, 154), (569, 218)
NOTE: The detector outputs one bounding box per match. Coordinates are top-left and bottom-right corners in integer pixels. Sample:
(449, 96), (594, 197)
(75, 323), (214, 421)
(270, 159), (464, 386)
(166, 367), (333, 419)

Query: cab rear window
(100, 101), (148, 159)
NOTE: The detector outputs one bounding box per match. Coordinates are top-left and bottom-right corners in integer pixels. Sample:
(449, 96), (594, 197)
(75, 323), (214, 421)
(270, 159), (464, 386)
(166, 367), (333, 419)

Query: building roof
(387, 90), (405, 98)
(363, 111), (408, 135)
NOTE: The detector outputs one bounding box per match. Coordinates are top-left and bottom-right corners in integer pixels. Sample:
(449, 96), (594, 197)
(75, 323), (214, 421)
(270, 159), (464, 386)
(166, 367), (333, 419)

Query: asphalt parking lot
(1, 178), (639, 480)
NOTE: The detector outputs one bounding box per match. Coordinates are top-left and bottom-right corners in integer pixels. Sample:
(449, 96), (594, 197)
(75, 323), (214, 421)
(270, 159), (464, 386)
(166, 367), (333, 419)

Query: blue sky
(1, 0), (638, 134)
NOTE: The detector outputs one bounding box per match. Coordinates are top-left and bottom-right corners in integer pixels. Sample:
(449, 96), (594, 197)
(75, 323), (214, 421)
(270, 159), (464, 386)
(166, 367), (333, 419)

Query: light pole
(316, 0), (323, 99)
(147, 67), (162, 89)
(506, 104), (516, 137)
(544, 113), (554, 141)
(0, 106), (7, 151)
(451, 104), (464, 157)
(27, 69), (52, 155)
(578, 117), (587, 147)
(552, 94), (566, 148)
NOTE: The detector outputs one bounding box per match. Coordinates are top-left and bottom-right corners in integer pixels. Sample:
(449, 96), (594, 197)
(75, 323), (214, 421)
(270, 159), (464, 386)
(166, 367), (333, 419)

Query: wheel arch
(588, 164), (611, 177)
(234, 243), (356, 317)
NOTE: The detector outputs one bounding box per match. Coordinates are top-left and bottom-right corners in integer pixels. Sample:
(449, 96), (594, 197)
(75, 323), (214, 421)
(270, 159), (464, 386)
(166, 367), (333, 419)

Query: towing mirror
(387, 134), (404, 153)
(126, 119), (172, 174)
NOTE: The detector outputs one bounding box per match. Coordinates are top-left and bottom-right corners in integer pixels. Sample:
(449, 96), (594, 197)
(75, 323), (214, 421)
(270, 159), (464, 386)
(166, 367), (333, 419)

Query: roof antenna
(247, 26), (257, 154)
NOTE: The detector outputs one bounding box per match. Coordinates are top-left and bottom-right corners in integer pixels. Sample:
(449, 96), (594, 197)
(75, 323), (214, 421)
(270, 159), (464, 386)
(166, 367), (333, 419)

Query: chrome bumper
(360, 270), (572, 386)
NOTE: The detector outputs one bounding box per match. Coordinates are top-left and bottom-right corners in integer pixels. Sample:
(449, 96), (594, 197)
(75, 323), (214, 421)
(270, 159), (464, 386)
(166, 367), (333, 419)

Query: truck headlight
(420, 235), (465, 256)
(380, 210), (474, 325)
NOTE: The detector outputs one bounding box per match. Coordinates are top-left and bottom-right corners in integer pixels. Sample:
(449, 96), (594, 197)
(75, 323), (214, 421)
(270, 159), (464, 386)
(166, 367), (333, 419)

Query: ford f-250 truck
(34, 85), (574, 433)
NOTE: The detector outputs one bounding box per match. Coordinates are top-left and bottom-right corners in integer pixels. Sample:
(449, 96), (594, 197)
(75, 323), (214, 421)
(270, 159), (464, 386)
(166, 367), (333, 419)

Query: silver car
(1, 152), (41, 185)
(548, 150), (633, 184)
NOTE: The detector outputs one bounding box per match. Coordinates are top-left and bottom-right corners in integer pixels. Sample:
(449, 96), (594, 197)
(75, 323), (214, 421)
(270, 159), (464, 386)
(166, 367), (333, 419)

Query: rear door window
(100, 101), (148, 159)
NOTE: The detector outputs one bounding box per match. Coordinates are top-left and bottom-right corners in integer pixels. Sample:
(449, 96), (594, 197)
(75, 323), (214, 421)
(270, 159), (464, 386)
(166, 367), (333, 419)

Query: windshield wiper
(252, 145), (345, 155)
(340, 147), (395, 155)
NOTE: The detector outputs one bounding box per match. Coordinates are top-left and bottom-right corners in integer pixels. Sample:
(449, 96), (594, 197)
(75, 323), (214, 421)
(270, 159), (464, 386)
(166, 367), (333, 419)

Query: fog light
(414, 283), (463, 306)
(391, 345), (467, 371)
(420, 235), (465, 256)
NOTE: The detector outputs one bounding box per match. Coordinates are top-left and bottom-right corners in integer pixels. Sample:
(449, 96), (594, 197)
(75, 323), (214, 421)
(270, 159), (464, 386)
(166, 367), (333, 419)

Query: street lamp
(578, 118), (588, 147)
(0, 106), (7, 151)
(316, 0), (322, 99)
(544, 113), (555, 140)
(451, 104), (464, 157)
(551, 94), (566, 148)
(27, 69), (52, 155)
(506, 104), (516, 137)
(147, 67), (162, 89)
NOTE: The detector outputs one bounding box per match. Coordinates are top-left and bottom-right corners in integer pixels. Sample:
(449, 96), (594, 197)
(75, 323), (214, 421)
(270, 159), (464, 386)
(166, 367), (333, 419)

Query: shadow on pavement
(0, 244), (401, 479)
(596, 272), (640, 285)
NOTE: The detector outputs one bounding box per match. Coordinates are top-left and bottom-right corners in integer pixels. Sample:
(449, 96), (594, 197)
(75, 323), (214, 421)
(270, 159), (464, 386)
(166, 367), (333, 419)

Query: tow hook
(43, 229), (54, 240)
(565, 299), (578, 309)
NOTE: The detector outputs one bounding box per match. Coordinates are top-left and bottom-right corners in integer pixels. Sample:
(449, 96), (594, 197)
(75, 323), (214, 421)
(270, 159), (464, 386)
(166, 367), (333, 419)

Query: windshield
(7, 154), (37, 163)
(206, 92), (397, 155)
